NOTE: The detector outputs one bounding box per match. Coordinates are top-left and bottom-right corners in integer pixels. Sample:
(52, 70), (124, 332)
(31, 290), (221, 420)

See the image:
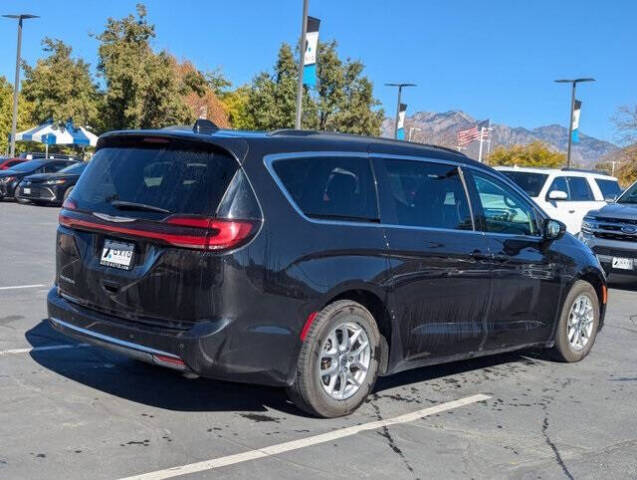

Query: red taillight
(61, 197), (77, 210)
(58, 212), (256, 251)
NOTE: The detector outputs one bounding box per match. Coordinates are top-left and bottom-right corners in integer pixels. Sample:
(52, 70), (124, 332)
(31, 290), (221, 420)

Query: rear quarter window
(70, 143), (238, 218)
(271, 155), (378, 222)
(595, 178), (621, 199)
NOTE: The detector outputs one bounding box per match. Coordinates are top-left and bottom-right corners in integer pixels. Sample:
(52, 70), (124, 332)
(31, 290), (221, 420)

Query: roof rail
(561, 167), (607, 174)
(193, 119), (219, 135)
(268, 129), (320, 136)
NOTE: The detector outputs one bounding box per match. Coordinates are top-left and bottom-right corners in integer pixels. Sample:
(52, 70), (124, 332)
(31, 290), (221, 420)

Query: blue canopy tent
(14, 120), (98, 158)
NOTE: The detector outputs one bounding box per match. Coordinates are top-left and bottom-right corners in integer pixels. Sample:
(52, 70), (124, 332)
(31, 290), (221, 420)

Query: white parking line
(0, 283), (46, 291)
(0, 343), (90, 356)
(117, 393), (490, 480)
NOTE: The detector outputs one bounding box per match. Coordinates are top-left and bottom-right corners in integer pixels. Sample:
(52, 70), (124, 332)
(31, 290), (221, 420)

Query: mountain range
(381, 110), (618, 168)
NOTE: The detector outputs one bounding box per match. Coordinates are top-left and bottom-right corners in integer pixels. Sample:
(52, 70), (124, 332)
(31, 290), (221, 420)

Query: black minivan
(48, 123), (607, 417)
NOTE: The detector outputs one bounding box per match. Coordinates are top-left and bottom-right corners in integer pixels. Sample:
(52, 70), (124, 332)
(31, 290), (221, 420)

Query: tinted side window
(472, 172), (539, 236)
(567, 177), (594, 201)
(595, 179), (621, 199)
(381, 159), (472, 230)
(272, 156), (378, 222)
(548, 176), (569, 199)
(44, 162), (68, 173)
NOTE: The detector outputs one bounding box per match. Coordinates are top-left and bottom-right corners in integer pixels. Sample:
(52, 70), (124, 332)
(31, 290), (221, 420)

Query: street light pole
(3, 13), (38, 158)
(385, 83), (416, 139)
(294, 0), (309, 129)
(554, 77), (595, 168)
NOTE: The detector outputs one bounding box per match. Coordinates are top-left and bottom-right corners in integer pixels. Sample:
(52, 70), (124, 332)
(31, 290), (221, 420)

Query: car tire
(550, 280), (600, 363)
(287, 300), (381, 418)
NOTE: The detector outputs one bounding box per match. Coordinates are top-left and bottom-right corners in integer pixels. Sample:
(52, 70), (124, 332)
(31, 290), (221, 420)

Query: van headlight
(43, 179), (67, 185)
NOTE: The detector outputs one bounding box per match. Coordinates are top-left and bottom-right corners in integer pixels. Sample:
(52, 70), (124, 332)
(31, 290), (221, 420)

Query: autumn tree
(610, 105), (637, 185)
(487, 141), (565, 168)
(21, 38), (100, 128)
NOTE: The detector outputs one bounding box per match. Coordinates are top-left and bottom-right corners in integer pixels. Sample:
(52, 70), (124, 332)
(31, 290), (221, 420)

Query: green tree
(0, 76), (35, 155)
(95, 4), (191, 130)
(487, 141), (565, 168)
(241, 41), (382, 135)
(21, 38), (100, 128)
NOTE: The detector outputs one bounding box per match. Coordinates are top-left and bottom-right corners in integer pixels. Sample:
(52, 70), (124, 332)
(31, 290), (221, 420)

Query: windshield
(70, 143), (239, 219)
(7, 160), (44, 173)
(499, 171), (548, 197)
(617, 182), (637, 204)
(58, 163), (86, 174)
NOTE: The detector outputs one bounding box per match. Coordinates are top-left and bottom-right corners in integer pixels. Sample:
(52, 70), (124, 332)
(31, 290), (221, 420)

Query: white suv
(495, 167), (622, 234)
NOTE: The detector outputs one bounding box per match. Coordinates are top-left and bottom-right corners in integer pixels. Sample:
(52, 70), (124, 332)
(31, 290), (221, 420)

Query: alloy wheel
(317, 321), (371, 400)
(567, 294), (595, 351)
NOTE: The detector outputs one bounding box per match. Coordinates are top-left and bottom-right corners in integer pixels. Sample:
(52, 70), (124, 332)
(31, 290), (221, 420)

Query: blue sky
(1, 0), (635, 142)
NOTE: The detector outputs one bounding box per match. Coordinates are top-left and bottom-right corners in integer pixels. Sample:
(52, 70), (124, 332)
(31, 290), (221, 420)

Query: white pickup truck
(495, 166), (622, 234)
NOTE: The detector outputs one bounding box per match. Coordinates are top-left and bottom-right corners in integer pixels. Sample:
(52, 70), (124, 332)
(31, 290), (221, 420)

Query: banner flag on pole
(397, 103), (407, 140)
(571, 99), (581, 143)
(303, 16), (320, 88)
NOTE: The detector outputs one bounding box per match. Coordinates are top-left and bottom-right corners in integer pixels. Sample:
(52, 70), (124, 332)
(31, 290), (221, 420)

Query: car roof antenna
(193, 119), (219, 135)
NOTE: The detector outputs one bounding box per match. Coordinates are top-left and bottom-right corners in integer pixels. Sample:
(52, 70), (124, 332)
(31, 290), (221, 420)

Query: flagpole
(294, 0), (309, 129)
(478, 127), (485, 163)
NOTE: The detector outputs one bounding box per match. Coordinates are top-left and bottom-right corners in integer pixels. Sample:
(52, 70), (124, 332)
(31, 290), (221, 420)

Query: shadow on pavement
(27, 319), (538, 416)
(608, 275), (637, 292)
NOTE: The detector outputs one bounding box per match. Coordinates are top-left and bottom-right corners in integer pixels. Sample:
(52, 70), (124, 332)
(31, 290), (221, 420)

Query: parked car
(0, 158), (27, 170)
(47, 122), (607, 417)
(15, 162), (87, 205)
(580, 180), (637, 277)
(495, 166), (621, 234)
(18, 152), (82, 162)
(0, 159), (78, 200)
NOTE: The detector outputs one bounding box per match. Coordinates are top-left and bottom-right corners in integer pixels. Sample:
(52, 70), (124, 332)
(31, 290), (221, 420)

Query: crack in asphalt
(369, 395), (420, 480)
(541, 403), (574, 480)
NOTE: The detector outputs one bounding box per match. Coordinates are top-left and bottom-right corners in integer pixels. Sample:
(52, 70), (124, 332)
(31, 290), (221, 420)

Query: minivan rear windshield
(500, 171), (548, 197)
(69, 143), (238, 219)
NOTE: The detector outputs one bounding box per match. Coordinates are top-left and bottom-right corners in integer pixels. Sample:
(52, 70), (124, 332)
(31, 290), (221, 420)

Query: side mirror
(548, 190), (568, 201)
(543, 218), (566, 240)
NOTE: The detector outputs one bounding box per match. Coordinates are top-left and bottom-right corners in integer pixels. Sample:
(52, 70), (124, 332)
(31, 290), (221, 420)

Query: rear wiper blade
(110, 200), (172, 214)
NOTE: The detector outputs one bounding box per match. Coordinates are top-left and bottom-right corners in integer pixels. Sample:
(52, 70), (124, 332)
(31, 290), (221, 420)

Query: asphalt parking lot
(1, 201), (636, 480)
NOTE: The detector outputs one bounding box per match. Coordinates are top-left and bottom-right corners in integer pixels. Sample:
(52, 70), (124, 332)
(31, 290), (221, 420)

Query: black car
(16, 162), (87, 205)
(47, 122), (607, 417)
(0, 159), (77, 200)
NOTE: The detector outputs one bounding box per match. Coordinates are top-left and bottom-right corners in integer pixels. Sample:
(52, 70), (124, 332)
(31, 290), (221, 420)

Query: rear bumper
(47, 287), (296, 386)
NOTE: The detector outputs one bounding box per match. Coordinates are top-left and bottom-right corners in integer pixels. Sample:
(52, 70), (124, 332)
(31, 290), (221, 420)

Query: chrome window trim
(263, 151), (483, 235)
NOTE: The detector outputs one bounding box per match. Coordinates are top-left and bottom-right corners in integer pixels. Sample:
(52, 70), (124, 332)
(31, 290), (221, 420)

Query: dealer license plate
(612, 257), (634, 270)
(100, 239), (135, 270)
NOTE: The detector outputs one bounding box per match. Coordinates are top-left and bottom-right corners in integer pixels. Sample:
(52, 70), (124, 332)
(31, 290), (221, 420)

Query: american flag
(457, 120), (490, 147)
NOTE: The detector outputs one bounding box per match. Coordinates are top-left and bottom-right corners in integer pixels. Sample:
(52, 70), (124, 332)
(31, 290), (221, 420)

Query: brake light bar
(59, 212), (256, 251)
